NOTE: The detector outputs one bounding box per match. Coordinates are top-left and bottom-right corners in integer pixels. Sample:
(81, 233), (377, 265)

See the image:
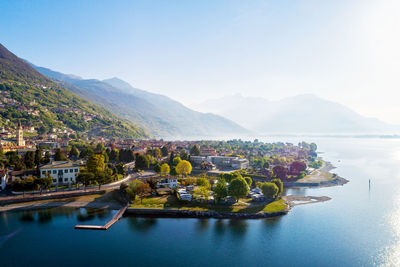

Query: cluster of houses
(191, 155), (249, 170)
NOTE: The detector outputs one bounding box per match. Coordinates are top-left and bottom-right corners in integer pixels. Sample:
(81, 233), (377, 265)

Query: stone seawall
(125, 208), (288, 219)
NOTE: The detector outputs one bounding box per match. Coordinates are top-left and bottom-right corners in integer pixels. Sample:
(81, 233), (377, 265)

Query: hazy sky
(1, 0), (400, 123)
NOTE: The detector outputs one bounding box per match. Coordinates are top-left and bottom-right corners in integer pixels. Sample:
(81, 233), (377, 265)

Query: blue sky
(1, 0), (400, 123)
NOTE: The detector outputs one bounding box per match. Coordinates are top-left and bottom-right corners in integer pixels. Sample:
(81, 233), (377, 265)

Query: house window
(53, 179), (56, 183)
(64, 178), (68, 182)
(70, 169), (73, 173)
(53, 170), (56, 174)
(74, 169), (78, 172)
(64, 169), (68, 173)
(42, 171), (46, 175)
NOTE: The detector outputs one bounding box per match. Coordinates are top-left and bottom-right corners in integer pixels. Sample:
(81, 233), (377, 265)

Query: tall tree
(270, 179), (283, 195)
(24, 151), (35, 169)
(213, 179), (228, 202)
(135, 154), (149, 170)
(190, 145), (201, 156)
(87, 154), (105, 174)
(34, 149), (43, 167)
(160, 163), (170, 176)
(161, 146), (169, 157)
(43, 151), (51, 164)
(228, 177), (249, 202)
(176, 160), (192, 177)
(261, 182), (279, 199)
(69, 145), (80, 158)
(54, 148), (67, 161)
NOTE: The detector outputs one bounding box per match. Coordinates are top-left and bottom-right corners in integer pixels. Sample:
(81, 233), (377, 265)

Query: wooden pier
(75, 204), (128, 230)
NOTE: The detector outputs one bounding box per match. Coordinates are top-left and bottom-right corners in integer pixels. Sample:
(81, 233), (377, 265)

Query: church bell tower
(16, 120), (25, 146)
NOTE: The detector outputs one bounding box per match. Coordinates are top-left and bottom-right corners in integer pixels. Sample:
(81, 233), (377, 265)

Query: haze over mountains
(32, 65), (248, 139)
(193, 94), (400, 135)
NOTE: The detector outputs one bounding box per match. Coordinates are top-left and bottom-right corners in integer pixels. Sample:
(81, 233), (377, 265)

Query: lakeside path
(0, 192), (124, 212)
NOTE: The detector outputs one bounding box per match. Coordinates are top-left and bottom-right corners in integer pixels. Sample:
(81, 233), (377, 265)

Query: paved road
(0, 170), (157, 202)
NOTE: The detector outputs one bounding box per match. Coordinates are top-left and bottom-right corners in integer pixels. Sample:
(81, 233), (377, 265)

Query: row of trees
(77, 153), (124, 188)
(3, 149), (51, 171)
(12, 174), (53, 191)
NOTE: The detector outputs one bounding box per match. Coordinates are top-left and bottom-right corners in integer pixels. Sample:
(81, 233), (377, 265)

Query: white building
(157, 176), (178, 188)
(40, 161), (80, 185)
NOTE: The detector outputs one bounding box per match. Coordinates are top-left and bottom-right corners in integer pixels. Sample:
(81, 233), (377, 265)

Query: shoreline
(285, 160), (349, 188)
(0, 160), (344, 219)
(0, 193), (332, 219)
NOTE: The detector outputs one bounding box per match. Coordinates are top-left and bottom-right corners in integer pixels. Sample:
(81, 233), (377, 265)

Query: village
(0, 120), (335, 218)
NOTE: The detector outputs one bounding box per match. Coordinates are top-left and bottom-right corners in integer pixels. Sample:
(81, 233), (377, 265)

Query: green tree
(77, 172), (95, 189)
(41, 173), (53, 190)
(109, 149), (119, 161)
(176, 160), (192, 177)
(87, 154), (105, 174)
(150, 148), (161, 159)
(172, 156), (182, 166)
(34, 149), (42, 167)
(213, 179), (228, 202)
(244, 176), (253, 187)
(95, 143), (105, 153)
(193, 186), (210, 201)
(24, 151), (35, 169)
(197, 177), (210, 188)
(116, 162), (126, 175)
(270, 179), (283, 195)
(126, 180), (150, 202)
(43, 151), (51, 164)
(154, 162), (161, 173)
(54, 148), (67, 161)
(135, 154), (150, 170)
(261, 182), (279, 199)
(190, 145), (201, 156)
(161, 146), (169, 157)
(170, 166), (177, 176)
(228, 177), (249, 202)
(69, 145), (80, 158)
(160, 163), (170, 176)
(80, 147), (94, 159)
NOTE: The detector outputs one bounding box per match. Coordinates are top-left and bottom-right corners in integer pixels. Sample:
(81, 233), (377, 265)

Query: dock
(75, 204), (128, 230)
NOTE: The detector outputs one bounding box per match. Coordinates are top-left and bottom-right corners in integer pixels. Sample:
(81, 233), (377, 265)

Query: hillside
(33, 66), (249, 139)
(0, 43), (148, 138)
(192, 94), (400, 134)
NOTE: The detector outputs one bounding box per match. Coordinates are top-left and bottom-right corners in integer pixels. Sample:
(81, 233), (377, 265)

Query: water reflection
(20, 211), (34, 222)
(196, 219), (210, 232)
(77, 208), (111, 222)
(228, 220), (248, 236)
(38, 210), (52, 223)
(128, 217), (158, 232)
(378, 188), (400, 266)
(213, 219), (227, 236)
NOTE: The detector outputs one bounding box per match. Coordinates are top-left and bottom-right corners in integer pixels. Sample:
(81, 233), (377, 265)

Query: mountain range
(192, 94), (400, 134)
(32, 65), (248, 139)
(0, 43), (147, 138)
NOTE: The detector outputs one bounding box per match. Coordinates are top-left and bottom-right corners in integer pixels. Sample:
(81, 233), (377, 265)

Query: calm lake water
(1, 137), (400, 266)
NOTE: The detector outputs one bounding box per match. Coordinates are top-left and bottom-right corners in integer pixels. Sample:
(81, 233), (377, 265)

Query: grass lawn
(130, 195), (288, 214)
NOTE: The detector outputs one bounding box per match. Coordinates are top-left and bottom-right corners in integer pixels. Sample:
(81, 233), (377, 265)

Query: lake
(1, 137), (400, 266)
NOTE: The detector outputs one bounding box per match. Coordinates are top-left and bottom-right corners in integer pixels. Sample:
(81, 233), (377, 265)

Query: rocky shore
(125, 207), (289, 219)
